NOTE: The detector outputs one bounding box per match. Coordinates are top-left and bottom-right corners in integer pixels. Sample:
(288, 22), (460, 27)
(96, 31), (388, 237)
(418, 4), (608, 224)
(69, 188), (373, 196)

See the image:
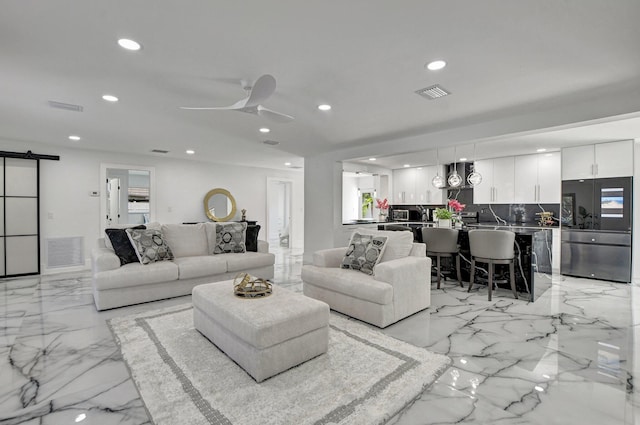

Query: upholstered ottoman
(192, 281), (330, 382)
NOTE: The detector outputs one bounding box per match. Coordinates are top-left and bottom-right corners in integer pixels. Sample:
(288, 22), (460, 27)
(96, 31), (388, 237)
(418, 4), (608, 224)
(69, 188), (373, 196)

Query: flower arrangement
(448, 199), (466, 213)
(375, 198), (389, 213)
(434, 199), (466, 222)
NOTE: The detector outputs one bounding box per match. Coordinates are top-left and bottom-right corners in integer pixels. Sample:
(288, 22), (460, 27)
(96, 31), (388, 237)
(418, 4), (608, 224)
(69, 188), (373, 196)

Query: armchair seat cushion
(301, 265), (392, 305)
(173, 256), (227, 280)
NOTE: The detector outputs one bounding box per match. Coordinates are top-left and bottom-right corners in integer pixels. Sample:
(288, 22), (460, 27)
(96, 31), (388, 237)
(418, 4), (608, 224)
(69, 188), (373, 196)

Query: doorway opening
(267, 178), (292, 249)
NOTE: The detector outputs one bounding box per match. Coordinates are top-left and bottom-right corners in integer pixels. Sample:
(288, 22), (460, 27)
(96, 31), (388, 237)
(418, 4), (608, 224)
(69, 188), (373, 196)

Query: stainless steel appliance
(561, 177), (632, 283)
(392, 209), (409, 221)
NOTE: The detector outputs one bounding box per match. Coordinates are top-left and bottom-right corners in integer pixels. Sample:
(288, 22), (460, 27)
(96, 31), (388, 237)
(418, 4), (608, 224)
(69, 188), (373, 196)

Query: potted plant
(434, 207), (453, 228)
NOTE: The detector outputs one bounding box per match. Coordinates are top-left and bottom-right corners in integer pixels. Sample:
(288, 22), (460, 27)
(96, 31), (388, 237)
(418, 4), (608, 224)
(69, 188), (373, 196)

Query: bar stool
(421, 227), (462, 289)
(467, 229), (518, 301)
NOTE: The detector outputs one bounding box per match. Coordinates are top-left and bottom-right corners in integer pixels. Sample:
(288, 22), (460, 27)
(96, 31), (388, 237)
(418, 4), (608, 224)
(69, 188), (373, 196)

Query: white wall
(0, 138), (304, 273)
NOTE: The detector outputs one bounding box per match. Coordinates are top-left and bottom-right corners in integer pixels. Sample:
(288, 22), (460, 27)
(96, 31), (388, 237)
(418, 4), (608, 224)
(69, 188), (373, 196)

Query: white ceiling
(1, 1), (640, 170)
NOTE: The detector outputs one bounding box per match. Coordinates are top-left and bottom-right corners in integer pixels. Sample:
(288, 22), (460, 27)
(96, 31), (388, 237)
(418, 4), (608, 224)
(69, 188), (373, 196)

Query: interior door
(107, 178), (121, 226)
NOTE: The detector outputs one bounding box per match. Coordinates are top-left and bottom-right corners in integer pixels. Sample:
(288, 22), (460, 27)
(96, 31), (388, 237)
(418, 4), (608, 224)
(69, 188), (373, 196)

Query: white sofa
(91, 223), (275, 310)
(302, 229), (431, 328)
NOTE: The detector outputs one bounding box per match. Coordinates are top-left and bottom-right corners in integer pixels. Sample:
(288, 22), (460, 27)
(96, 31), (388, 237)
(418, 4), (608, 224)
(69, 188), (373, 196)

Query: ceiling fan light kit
(180, 74), (294, 123)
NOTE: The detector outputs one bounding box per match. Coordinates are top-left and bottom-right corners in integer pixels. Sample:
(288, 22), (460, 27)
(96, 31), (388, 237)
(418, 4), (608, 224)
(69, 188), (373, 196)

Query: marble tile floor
(0, 249), (638, 424)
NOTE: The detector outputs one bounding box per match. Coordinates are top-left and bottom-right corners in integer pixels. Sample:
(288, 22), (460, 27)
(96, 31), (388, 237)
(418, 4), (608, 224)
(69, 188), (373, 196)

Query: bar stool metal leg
(436, 254), (442, 289)
(468, 259), (476, 292)
(455, 254), (462, 287)
(509, 260), (517, 299)
(488, 260), (494, 302)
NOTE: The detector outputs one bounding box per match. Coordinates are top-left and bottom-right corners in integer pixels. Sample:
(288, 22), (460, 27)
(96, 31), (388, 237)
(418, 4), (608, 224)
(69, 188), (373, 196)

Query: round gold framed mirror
(203, 188), (237, 222)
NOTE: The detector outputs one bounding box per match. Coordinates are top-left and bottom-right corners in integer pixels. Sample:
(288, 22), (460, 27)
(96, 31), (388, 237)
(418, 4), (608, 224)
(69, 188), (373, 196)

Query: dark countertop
(468, 223), (556, 233)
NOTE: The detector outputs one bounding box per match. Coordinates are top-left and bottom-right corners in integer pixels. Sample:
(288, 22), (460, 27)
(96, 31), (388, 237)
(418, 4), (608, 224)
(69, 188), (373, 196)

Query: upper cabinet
(392, 167), (416, 204)
(393, 165), (445, 205)
(473, 157), (515, 203)
(562, 140), (633, 180)
(514, 152), (561, 203)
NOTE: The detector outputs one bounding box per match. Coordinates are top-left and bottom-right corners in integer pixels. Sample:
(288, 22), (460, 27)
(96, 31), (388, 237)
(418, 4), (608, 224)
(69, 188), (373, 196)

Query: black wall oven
(561, 177), (632, 283)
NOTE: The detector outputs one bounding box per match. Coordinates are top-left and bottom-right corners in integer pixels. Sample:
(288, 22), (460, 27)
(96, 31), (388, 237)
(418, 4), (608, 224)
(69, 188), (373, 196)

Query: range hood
(444, 162), (475, 189)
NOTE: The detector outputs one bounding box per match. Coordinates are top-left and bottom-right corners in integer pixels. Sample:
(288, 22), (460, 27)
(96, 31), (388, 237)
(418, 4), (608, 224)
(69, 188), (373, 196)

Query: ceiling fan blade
(180, 98), (248, 110)
(245, 74), (276, 107)
(257, 105), (294, 123)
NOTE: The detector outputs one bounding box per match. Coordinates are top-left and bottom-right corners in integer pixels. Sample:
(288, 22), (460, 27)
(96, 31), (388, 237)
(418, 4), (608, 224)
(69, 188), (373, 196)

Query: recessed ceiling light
(369, 158), (376, 161)
(403, 164), (410, 168)
(284, 162), (292, 166)
(186, 150), (195, 155)
(417, 167), (423, 170)
(68, 135), (81, 141)
(537, 148), (547, 152)
(259, 127), (270, 133)
(426, 60), (447, 71)
(459, 157), (468, 161)
(318, 104), (331, 111)
(102, 94), (118, 102)
(117, 38), (142, 51)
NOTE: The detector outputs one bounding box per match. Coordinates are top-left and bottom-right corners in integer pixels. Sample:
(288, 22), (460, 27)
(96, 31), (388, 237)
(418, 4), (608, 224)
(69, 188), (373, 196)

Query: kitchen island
(459, 224), (553, 301)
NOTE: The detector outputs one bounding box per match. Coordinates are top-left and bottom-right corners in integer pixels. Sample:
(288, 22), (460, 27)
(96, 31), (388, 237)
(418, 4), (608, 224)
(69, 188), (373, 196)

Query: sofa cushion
(173, 256), (228, 280)
(93, 261), (179, 290)
(224, 252), (276, 273)
(161, 223), (209, 258)
(245, 224), (261, 252)
(301, 265), (393, 305)
(214, 222), (247, 254)
(105, 225), (145, 265)
(341, 232), (387, 276)
(126, 228), (174, 264)
(356, 228), (413, 263)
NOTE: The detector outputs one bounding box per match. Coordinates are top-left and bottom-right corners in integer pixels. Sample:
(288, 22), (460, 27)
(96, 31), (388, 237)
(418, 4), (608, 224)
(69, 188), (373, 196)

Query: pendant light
(447, 146), (462, 187)
(431, 149), (445, 188)
(467, 143), (483, 186)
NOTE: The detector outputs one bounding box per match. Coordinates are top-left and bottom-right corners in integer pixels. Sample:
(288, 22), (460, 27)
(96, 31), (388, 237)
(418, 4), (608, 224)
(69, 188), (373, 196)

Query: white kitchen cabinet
(472, 159), (494, 203)
(562, 140), (633, 180)
(415, 165), (446, 204)
(536, 152), (561, 202)
(473, 157), (514, 203)
(514, 152), (561, 203)
(392, 168), (416, 204)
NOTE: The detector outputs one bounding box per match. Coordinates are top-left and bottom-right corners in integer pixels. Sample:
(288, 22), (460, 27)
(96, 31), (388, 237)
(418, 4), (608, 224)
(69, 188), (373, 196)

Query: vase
(438, 219), (451, 228)
(378, 214), (387, 222)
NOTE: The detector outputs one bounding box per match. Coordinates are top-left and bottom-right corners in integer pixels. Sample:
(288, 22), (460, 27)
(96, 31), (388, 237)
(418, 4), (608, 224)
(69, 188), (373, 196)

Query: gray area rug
(109, 303), (451, 425)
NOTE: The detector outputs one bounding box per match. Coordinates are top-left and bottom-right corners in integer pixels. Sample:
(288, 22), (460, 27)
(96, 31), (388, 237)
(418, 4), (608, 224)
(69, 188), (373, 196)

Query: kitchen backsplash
(389, 195), (560, 227)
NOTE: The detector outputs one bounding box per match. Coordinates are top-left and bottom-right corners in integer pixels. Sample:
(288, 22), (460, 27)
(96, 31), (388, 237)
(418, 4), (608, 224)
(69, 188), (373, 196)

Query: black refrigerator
(561, 177), (632, 283)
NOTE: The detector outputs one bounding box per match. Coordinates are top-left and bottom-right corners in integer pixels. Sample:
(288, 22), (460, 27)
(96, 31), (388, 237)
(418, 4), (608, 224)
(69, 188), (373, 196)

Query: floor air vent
(46, 237), (84, 268)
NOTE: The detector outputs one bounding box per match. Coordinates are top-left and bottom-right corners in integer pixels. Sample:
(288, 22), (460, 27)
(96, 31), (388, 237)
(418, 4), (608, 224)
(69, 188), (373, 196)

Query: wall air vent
(47, 100), (84, 112)
(46, 237), (84, 268)
(262, 140), (280, 146)
(415, 84), (451, 100)
(288, 165), (303, 169)
(151, 149), (169, 154)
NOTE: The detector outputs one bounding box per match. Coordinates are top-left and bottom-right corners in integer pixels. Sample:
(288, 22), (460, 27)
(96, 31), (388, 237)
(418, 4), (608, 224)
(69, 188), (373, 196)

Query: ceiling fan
(180, 74), (294, 123)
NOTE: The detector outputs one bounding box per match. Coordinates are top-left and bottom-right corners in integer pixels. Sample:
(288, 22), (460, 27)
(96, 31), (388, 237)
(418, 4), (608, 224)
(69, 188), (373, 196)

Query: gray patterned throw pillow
(126, 228), (174, 264)
(341, 232), (387, 275)
(214, 222), (247, 254)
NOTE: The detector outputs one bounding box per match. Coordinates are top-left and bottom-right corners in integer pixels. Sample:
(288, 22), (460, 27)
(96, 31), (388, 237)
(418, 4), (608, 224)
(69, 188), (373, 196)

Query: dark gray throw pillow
(245, 224), (261, 252)
(105, 225), (146, 265)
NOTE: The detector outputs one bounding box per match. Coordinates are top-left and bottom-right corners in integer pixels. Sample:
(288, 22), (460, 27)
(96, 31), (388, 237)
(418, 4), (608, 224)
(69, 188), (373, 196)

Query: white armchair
(301, 241), (431, 328)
